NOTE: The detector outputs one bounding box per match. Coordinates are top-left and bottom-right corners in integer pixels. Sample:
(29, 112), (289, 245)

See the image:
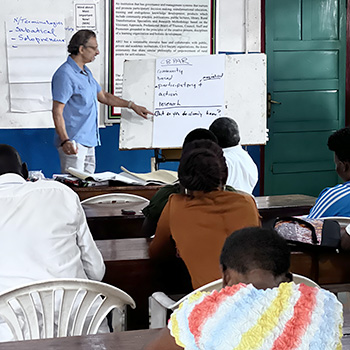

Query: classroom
(0, 0), (349, 349)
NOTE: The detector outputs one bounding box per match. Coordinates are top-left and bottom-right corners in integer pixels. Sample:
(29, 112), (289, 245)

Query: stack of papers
(66, 167), (178, 186)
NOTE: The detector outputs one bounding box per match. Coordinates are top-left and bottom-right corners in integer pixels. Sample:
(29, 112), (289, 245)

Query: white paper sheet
(75, 3), (97, 30)
(153, 54), (225, 148)
(6, 15), (66, 83)
(9, 83), (52, 113)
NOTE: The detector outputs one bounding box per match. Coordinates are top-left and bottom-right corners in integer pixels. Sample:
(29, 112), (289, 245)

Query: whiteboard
(0, 0), (105, 129)
(120, 53), (267, 149)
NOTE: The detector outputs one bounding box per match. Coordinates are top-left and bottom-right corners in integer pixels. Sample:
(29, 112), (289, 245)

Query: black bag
(274, 217), (341, 250)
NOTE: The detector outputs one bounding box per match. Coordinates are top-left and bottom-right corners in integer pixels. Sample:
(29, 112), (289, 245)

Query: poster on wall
(109, 0), (214, 118)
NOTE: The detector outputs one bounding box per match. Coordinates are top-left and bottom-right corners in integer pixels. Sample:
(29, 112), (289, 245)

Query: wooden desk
(83, 202), (147, 240)
(0, 328), (162, 350)
(73, 185), (161, 201)
(84, 194), (316, 240)
(97, 238), (350, 330)
(255, 194), (316, 224)
(1, 314), (349, 349)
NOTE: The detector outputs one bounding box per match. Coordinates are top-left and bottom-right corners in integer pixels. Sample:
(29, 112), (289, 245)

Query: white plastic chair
(0, 278), (136, 341)
(80, 193), (150, 205)
(149, 279), (222, 329)
(149, 273), (320, 329)
(292, 273), (319, 288)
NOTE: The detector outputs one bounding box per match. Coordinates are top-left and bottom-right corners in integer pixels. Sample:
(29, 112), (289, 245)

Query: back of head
(0, 144), (26, 177)
(182, 128), (218, 148)
(328, 127), (350, 162)
(209, 117), (240, 148)
(220, 227), (290, 278)
(68, 30), (96, 55)
(178, 141), (228, 192)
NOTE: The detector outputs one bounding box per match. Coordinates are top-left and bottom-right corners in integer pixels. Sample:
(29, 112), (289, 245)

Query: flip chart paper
(153, 54), (225, 148)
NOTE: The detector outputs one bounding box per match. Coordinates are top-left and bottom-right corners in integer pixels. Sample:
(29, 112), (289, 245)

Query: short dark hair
(220, 227), (290, 277)
(182, 128), (218, 148)
(0, 144), (27, 178)
(178, 142), (228, 192)
(209, 117), (240, 148)
(328, 127), (350, 162)
(68, 30), (96, 55)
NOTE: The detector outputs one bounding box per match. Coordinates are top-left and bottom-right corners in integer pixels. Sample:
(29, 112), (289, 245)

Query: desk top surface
(0, 328), (161, 350)
(83, 194), (316, 219)
(255, 194), (316, 210)
(83, 201), (146, 219)
(1, 317), (349, 349)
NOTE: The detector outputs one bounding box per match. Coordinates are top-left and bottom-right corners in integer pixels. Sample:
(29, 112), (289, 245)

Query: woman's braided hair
(178, 140), (228, 192)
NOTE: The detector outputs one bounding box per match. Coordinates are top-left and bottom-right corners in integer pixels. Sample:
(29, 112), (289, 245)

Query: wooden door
(264, 0), (346, 195)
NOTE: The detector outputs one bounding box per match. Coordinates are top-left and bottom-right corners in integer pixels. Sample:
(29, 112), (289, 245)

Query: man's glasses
(84, 45), (99, 51)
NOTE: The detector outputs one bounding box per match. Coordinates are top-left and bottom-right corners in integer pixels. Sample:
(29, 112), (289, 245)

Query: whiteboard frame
(120, 53), (267, 149)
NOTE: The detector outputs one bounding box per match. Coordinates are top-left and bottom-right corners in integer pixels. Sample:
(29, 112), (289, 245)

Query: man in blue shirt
(308, 127), (350, 218)
(52, 30), (151, 173)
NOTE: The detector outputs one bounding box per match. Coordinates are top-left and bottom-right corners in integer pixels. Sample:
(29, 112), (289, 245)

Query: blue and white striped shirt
(308, 181), (350, 218)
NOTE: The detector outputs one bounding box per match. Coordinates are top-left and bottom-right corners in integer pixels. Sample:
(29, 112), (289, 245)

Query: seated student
(209, 117), (258, 194)
(149, 141), (261, 289)
(141, 128), (222, 237)
(308, 127), (350, 218)
(0, 145), (106, 341)
(145, 227), (343, 350)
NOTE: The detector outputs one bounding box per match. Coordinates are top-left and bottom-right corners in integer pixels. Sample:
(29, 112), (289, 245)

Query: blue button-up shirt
(52, 56), (102, 148)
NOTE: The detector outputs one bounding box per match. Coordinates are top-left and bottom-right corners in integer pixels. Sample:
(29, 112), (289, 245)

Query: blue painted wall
(0, 124), (261, 195)
(0, 125), (153, 176)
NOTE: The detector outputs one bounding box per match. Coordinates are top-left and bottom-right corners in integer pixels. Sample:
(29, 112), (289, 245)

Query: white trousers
(58, 143), (96, 174)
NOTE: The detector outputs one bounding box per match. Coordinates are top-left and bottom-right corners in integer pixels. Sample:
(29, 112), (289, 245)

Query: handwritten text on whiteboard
(7, 16), (65, 47)
(152, 54), (225, 148)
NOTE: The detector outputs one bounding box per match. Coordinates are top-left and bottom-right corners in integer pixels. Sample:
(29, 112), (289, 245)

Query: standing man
(52, 29), (152, 173)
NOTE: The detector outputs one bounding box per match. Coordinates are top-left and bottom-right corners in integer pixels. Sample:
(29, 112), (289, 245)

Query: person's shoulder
(52, 60), (74, 80)
(221, 188), (254, 200)
(220, 189), (258, 208)
(317, 182), (350, 198)
(30, 180), (80, 199)
(53, 60), (70, 74)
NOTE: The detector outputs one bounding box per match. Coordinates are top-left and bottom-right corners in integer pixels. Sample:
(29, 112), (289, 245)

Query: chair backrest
(322, 216), (350, 228)
(80, 193), (150, 205)
(292, 273), (319, 288)
(163, 276), (320, 311)
(0, 279), (136, 341)
(168, 279), (223, 311)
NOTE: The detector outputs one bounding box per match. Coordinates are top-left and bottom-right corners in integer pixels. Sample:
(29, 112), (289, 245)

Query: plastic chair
(321, 216), (350, 228)
(80, 193), (150, 205)
(149, 273), (320, 329)
(0, 278), (136, 340)
(149, 279), (222, 329)
(292, 273), (319, 288)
